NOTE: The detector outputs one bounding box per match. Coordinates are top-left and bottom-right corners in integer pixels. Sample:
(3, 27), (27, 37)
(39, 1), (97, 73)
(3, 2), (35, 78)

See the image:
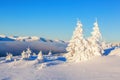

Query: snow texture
(109, 47), (120, 56)
(0, 53), (120, 80)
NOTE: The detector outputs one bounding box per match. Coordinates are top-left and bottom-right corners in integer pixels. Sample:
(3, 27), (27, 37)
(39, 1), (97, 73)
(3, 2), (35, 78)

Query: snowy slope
(0, 41), (67, 57)
(109, 48), (120, 56)
(0, 35), (67, 57)
(0, 55), (120, 80)
(0, 35), (15, 41)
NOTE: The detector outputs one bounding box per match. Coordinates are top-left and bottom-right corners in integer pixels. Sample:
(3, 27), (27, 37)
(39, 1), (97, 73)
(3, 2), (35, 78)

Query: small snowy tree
(33, 52), (37, 56)
(6, 53), (13, 61)
(38, 63), (47, 70)
(21, 50), (27, 59)
(48, 50), (52, 56)
(21, 48), (32, 60)
(37, 51), (43, 62)
(13, 59), (17, 66)
(26, 47), (32, 58)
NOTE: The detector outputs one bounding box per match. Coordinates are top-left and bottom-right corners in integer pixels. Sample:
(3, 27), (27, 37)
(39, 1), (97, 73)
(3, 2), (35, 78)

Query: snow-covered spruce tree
(88, 20), (103, 56)
(65, 20), (88, 62)
(33, 52), (37, 56)
(26, 47), (32, 58)
(21, 48), (32, 60)
(21, 50), (27, 59)
(48, 50), (52, 56)
(37, 51), (43, 62)
(6, 53), (13, 61)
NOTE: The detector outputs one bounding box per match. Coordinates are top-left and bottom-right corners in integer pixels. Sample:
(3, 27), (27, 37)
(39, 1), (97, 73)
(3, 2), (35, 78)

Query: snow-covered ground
(0, 52), (120, 80)
(1, 34), (120, 80)
(109, 48), (120, 56)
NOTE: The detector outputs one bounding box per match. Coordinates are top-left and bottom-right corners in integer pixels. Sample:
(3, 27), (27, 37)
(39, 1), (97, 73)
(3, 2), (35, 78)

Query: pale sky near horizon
(0, 0), (120, 42)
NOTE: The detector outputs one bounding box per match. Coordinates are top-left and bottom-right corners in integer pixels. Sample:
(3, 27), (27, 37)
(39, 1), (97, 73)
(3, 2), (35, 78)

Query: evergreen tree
(21, 48), (32, 60)
(26, 47), (32, 58)
(37, 51), (43, 61)
(33, 53), (37, 56)
(65, 20), (87, 62)
(6, 53), (13, 61)
(65, 19), (104, 62)
(48, 50), (52, 56)
(21, 50), (26, 59)
(88, 20), (103, 56)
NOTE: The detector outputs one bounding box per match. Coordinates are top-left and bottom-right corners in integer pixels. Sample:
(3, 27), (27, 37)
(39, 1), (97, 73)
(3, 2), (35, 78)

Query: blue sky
(0, 0), (120, 42)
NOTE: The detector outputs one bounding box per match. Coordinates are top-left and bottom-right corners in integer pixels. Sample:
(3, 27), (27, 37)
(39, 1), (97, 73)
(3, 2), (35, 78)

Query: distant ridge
(0, 34), (66, 43)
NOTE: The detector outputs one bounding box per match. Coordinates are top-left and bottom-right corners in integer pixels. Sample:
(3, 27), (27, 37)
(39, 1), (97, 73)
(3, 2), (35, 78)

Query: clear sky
(0, 0), (120, 42)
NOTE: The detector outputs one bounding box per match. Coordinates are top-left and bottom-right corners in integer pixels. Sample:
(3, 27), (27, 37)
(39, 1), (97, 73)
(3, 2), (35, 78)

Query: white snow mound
(109, 48), (120, 56)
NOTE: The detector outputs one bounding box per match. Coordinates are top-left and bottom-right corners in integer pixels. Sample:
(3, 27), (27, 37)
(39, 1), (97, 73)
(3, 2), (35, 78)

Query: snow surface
(0, 54), (120, 80)
(109, 47), (120, 56)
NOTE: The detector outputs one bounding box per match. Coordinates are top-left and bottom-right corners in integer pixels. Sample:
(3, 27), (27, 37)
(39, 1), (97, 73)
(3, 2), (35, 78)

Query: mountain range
(0, 34), (67, 57)
(0, 34), (66, 43)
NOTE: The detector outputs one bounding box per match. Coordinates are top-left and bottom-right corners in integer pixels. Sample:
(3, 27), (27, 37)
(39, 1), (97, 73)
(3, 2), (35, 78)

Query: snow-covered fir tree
(33, 53), (37, 56)
(66, 19), (84, 57)
(21, 50), (27, 59)
(65, 20), (88, 62)
(26, 47), (32, 58)
(48, 50), (52, 56)
(88, 20), (103, 56)
(38, 63), (47, 70)
(6, 53), (13, 61)
(37, 51), (43, 61)
(21, 48), (32, 60)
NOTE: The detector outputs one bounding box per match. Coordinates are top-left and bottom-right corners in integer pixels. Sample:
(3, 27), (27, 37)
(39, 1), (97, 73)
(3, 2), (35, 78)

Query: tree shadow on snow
(103, 47), (115, 56)
(43, 56), (66, 67)
(44, 56), (66, 62)
(56, 57), (66, 61)
(2, 77), (11, 80)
